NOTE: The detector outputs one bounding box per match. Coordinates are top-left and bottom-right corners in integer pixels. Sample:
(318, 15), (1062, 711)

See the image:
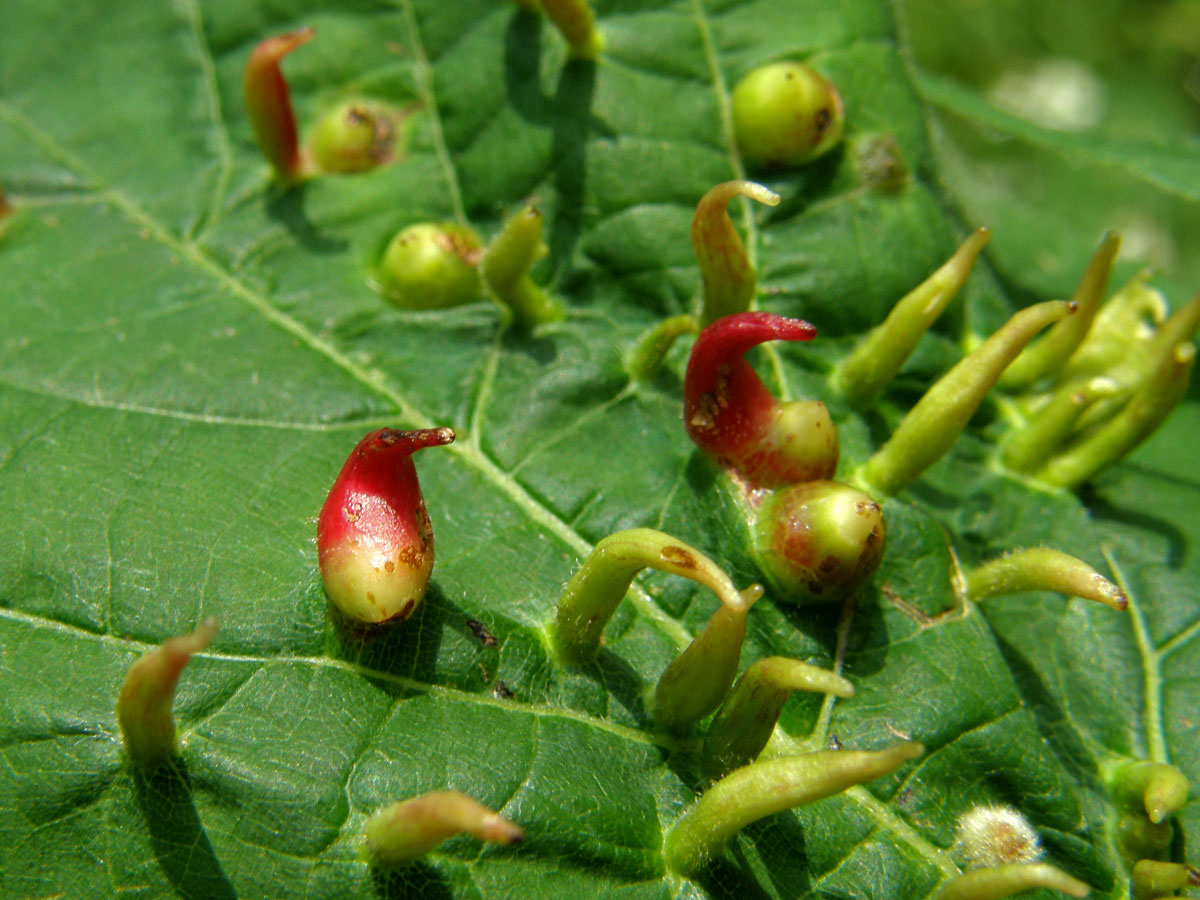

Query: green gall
(117, 619), (218, 766)
(653, 585), (762, 731)
(1116, 812), (1175, 860)
(691, 180), (780, 325)
(752, 480), (886, 604)
(1131, 860), (1200, 900)
(731, 61), (845, 167)
(309, 100), (401, 174)
(1111, 760), (1190, 825)
(964, 547), (1127, 611)
(363, 791), (523, 866)
(552, 528), (751, 663)
(858, 300), (1075, 495)
(703, 657), (854, 777)
(626, 314), (700, 381)
(833, 227), (991, 408)
(664, 742), (923, 876)
(481, 204), (564, 326)
(377, 223), (484, 310)
(540, 0), (604, 59)
(933, 863), (1090, 900)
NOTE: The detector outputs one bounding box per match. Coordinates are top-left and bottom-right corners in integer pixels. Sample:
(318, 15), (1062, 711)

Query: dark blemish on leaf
(467, 618), (498, 647)
(660, 545), (697, 569)
(493, 681), (514, 700)
(827, 733), (842, 751)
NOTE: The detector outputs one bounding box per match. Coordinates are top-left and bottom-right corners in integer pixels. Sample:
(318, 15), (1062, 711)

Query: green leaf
(1, 1), (1197, 898)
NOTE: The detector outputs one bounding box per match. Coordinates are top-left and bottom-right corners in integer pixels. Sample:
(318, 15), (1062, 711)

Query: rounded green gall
(309, 100), (400, 174)
(752, 480), (885, 603)
(731, 61), (844, 167)
(377, 223), (484, 310)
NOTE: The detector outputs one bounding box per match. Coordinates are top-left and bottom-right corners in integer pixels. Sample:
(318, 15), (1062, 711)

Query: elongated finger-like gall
(1111, 760), (1190, 825)
(1037, 343), (1194, 489)
(540, 0), (604, 58)
(752, 480), (886, 603)
(1000, 231), (1120, 389)
(933, 863), (1089, 900)
(117, 619), (218, 765)
(363, 791), (523, 866)
(1001, 377), (1120, 474)
(834, 227), (991, 408)
(552, 528), (749, 662)
(964, 548), (1126, 610)
(703, 657), (854, 777)
(664, 742), (923, 876)
(627, 314), (700, 381)
(692, 181), (780, 325)
(317, 428), (455, 625)
(859, 300), (1075, 495)
(244, 27), (314, 180)
(482, 204), (564, 326)
(1131, 860), (1200, 900)
(684, 312), (831, 489)
(654, 586), (762, 730)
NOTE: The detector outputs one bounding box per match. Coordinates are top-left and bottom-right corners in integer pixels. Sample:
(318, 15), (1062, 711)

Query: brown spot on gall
(660, 545), (697, 569)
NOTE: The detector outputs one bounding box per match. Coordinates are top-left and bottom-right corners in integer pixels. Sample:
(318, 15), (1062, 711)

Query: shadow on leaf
(132, 760), (237, 900)
(266, 182), (348, 254)
(370, 860), (453, 900)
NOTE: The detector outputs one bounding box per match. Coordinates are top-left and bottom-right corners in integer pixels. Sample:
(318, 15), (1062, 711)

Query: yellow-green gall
(309, 100), (400, 174)
(731, 62), (844, 167)
(378, 223), (484, 310)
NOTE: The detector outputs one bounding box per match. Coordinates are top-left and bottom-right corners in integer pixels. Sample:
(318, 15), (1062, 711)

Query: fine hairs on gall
(954, 804), (1043, 869)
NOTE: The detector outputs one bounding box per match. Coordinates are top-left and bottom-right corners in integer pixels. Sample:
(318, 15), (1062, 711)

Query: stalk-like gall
(731, 62), (845, 167)
(933, 863), (1089, 900)
(377, 223), (485, 310)
(551, 528), (754, 662)
(627, 314), (700, 381)
(1131, 860), (1200, 900)
(317, 428), (455, 625)
(117, 619), (218, 766)
(664, 742), (923, 876)
(702, 657), (854, 777)
(540, 0), (604, 59)
(653, 585), (762, 730)
(363, 791), (523, 866)
(691, 181), (780, 325)
(481, 204), (564, 325)
(1000, 232), (1120, 389)
(964, 548), (1127, 610)
(684, 312), (834, 490)
(751, 480), (886, 603)
(833, 228), (991, 408)
(1110, 760), (1190, 825)
(244, 27), (315, 181)
(858, 300), (1075, 495)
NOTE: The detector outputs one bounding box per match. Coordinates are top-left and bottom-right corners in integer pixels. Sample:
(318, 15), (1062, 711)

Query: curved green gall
(1111, 760), (1190, 825)
(933, 863), (1089, 900)
(626, 314), (700, 381)
(317, 428), (455, 625)
(1116, 812), (1175, 860)
(664, 742), (923, 877)
(691, 180), (780, 325)
(653, 585), (762, 731)
(363, 791), (523, 866)
(539, 0), (604, 58)
(703, 657), (854, 777)
(243, 27), (315, 181)
(1000, 231), (1120, 389)
(751, 480), (886, 604)
(309, 100), (401, 174)
(731, 61), (845, 167)
(953, 804), (1042, 869)
(1131, 860), (1200, 900)
(858, 300), (1075, 495)
(552, 528), (751, 663)
(833, 227), (991, 408)
(481, 204), (564, 326)
(117, 619), (218, 766)
(964, 547), (1127, 611)
(377, 223), (485, 310)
